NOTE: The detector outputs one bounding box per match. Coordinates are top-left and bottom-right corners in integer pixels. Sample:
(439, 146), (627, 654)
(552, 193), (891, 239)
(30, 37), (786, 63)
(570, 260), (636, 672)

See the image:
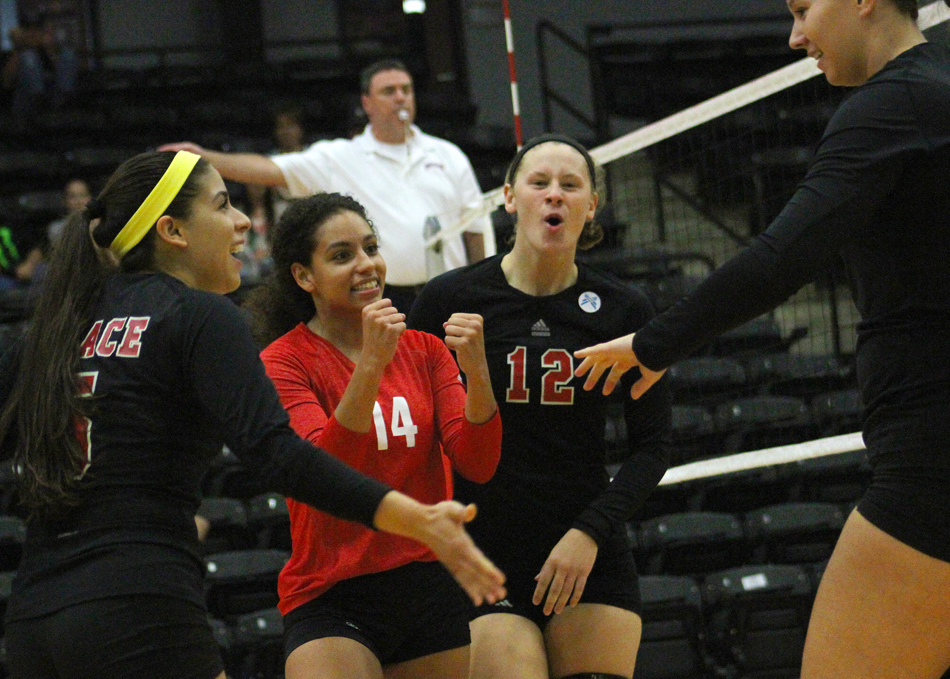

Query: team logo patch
(578, 291), (601, 313)
(531, 319), (551, 337)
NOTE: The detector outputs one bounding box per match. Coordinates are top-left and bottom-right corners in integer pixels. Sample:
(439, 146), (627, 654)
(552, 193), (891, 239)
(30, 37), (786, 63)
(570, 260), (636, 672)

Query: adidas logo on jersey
(492, 599), (514, 608)
(531, 319), (550, 337)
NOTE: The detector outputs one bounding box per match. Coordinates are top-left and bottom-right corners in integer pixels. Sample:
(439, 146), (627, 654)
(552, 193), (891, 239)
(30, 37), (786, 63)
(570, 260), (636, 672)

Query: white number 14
(372, 397), (418, 450)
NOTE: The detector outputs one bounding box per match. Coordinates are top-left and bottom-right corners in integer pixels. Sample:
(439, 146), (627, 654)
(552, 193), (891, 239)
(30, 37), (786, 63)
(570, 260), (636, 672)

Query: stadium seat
(628, 476), (697, 523)
(714, 395), (814, 454)
(702, 564), (814, 678)
(246, 492), (291, 551)
(196, 496), (255, 555)
(641, 274), (706, 314)
(669, 404), (720, 464)
(790, 449), (871, 506)
(666, 357), (748, 405)
(810, 388), (863, 437)
(744, 353), (855, 401)
(691, 465), (792, 515)
(744, 502), (846, 565)
(634, 575), (714, 679)
(204, 549), (289, 617)
(228, 607), (284, 679)
(637, 511), (748, 576)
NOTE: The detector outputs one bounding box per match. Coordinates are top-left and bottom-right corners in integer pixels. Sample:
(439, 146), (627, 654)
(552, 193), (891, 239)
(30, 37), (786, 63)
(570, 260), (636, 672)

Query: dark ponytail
(0, 151), (209, 520)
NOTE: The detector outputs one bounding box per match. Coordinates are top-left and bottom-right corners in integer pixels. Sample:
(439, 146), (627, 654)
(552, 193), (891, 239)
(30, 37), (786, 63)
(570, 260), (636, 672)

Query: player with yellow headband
(0, 150), (505, 679)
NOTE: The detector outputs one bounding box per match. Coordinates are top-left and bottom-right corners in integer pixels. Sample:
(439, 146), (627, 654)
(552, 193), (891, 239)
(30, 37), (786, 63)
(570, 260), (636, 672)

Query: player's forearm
(463, 366), (497, 425)
(332, 361), (386, 434)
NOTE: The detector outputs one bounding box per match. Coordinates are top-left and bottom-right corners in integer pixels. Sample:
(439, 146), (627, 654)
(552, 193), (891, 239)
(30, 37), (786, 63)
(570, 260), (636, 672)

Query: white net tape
(658, 431), (865, 486)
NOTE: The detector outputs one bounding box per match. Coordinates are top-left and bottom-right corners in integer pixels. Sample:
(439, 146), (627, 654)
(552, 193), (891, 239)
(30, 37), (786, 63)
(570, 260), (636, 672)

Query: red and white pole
(502, 0), (523, 150)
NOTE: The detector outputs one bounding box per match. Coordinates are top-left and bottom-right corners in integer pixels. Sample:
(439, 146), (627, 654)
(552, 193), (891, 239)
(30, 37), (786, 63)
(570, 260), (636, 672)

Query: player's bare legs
(801, 509), (950, 679)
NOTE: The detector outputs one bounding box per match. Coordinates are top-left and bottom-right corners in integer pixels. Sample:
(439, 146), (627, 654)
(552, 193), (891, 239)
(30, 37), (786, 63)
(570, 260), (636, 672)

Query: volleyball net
(475, 2), (950, 484)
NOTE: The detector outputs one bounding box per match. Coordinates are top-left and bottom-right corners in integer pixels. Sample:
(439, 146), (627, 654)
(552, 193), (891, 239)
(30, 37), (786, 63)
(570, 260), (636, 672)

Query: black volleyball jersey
(409, 256), (671, 567)
(633, 42), (950, 465)
(5, 272), (389, 621)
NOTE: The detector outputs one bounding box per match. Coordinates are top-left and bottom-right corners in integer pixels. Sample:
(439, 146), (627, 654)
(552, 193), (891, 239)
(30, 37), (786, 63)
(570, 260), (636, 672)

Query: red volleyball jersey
(261, 324), (501, 614)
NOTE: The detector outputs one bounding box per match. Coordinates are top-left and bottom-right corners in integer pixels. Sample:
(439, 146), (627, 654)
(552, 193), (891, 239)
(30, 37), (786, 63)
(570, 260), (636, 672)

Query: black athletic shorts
(857, 454), (950, 563)
(283, 560), (471, 666)
(5, 594), (223, 679)
(470, 546), (642, 630)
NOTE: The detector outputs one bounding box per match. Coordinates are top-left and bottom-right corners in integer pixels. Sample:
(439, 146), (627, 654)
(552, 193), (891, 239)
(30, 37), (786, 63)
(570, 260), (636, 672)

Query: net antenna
(503, 0), (524, 150)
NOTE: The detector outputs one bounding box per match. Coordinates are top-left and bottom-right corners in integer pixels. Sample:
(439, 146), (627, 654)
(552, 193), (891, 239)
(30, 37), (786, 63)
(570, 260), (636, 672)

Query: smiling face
(292, 209), (386, 317)
(176, 168), (251, 294)
(504, 142), (598, 256)
(787, 0), (870, 86)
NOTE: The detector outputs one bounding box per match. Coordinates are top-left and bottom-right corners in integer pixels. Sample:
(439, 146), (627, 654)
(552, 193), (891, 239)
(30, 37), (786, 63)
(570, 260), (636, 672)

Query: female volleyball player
(409, 134), (672, 679)
(0, 151), (504, 679)
(575, 1), (950, 677)
(246, 192), (501, 679)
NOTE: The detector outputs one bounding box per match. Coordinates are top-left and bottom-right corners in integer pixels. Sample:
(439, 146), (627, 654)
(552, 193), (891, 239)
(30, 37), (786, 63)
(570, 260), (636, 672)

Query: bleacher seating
(635, 575), (714, 679)
(204, 549), (289, 618)
(665, 357), (748, 405)
(702, 564), (814, 678)
(691, 465), (791, 515)
(714, 395), (814, 454)
(227, 607), (285, 679)
(197, 496), (255, 555)
(637, 512), (748, 577)
(246, 492), (292, 552)
(744, 502), (845, 565)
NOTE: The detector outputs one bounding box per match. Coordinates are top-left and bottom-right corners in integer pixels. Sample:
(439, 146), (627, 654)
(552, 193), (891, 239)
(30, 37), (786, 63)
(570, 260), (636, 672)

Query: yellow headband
(110, 151), (202, 258)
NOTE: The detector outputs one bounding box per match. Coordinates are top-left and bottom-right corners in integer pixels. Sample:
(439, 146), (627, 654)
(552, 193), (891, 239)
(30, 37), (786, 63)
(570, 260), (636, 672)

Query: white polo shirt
(272, 125), (494, 286)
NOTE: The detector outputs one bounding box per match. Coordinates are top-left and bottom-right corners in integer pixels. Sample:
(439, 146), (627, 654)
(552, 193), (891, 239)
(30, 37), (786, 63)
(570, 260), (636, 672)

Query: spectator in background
(15, 177), (92, 285)
(161, 58), (494, 313)
(1, 9), (77, 125)
(241, 103), (309, 283)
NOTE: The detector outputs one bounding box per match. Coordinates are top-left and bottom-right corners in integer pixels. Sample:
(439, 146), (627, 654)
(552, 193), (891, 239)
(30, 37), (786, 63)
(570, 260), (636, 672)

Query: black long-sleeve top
(5, 273), (391, 621)
(410, 256), (671, 571)
(634, 42), (950, 465)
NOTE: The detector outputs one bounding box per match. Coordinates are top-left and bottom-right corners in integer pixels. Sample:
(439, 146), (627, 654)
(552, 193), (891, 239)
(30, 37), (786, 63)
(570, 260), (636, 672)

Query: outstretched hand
(423, 501), (506, 606)
(573, 333), (666, 399)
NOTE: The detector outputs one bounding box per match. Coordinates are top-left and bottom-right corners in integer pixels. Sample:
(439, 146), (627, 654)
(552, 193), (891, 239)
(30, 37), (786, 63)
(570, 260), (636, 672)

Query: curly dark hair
(244, 193), (375, 348)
